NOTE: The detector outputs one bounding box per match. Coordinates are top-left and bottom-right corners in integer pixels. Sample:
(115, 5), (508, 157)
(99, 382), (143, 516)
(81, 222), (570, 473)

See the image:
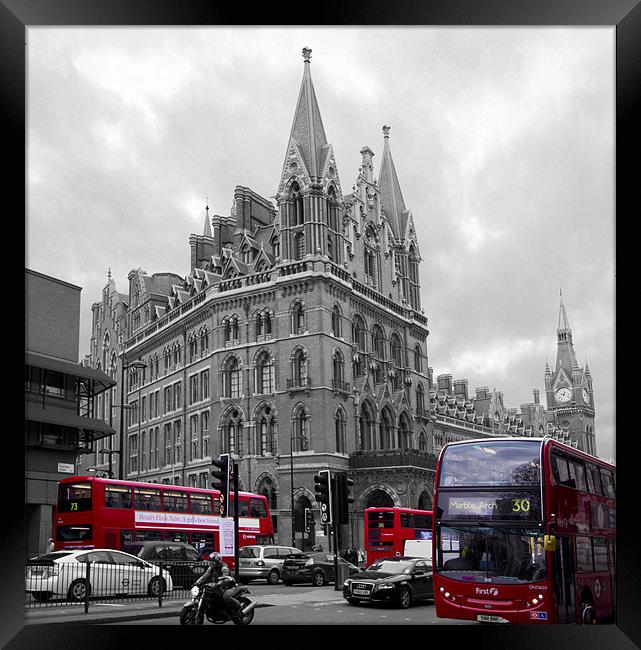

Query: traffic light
(335, 472), (355, 524)
(305, 507), (314, 532)
(313, 470), (332, 525)
(211, 453), (230, 517)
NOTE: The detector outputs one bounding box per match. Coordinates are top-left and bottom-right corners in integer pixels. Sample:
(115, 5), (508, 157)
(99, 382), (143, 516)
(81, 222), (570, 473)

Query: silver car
(238, 545), (302, 585)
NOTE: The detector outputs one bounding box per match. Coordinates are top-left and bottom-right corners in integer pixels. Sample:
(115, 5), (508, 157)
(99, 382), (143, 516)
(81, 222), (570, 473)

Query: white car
(26, 549), (173, 602)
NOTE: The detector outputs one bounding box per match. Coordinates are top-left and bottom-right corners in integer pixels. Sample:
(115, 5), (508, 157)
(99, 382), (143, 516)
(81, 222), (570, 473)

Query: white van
(403, 538), (433, 562)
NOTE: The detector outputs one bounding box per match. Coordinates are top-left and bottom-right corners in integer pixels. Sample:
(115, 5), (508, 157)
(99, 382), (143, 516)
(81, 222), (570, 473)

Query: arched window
(372, 324), (386, 384)
(255, 350), (275, 394)
(331, 305), (341, 338)
(332, 349), (345, 390)
(391, 333), (403, 390)
(291, 348), (308, 388)
(398, 414), (411, 450)
(294, 232), (305, 260)
(418, 430), (428, 452)
(409, 244), (420, 310)
(222, 355), (242, 398)
(293, 406), (309, 451)
(416, 383), (426, 416)
(359, 402), (374, 451)
(292, 303), (305, 334)
(224, 319), (231, 343)
(290, 182), (304, 227)
(222, 409), (243, 455)
(264, 312), (272, 336)
(380, 407), (393, 450)
(256, 313), (263, 338)
(257, 407), (277, 456)
(364, 225), (379, 289)
(414, 344), (423, 372)
(352, 314), (367, 351)
(335, 408), (347, 454)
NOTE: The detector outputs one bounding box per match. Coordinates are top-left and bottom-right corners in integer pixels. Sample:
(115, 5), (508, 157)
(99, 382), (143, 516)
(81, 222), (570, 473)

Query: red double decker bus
(54, 476), (274, 556)
(432, 437), (615, 624)
(365, 507), (433, 566)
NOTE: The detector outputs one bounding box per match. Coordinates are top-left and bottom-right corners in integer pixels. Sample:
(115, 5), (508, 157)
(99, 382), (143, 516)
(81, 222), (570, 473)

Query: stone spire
(285, 47), (330, 180)
(203, 202), (212, 239)
(377, 125), (407, 239)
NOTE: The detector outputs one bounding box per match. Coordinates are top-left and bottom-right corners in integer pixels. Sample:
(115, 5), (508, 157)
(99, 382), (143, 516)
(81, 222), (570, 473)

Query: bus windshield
(436, 525), (547, 584)
(439, 440), (542, 487)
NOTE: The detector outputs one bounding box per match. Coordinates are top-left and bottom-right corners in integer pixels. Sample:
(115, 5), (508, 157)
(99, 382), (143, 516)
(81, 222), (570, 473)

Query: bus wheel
(582, 604), (597, 625)
(398, 586), (412, 609)
(67, 579), (90, 602)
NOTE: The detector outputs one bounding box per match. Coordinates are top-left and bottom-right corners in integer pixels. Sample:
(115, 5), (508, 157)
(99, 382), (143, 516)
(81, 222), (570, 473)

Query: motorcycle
(179, 578), (256, 625)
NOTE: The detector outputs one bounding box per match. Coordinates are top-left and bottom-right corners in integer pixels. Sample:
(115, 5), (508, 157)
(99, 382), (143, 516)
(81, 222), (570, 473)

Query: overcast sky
(25, 27), (615, 461)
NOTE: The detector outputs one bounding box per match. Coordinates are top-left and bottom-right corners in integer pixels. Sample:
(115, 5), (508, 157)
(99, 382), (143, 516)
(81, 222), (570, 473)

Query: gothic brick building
(82, 48), (597, 550)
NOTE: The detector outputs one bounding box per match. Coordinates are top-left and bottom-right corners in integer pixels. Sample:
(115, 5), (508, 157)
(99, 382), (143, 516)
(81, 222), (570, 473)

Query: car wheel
(32, 592), (52, 603)
(312, 570), (326, 587)
(398, 585), (412, 609)
(267, 570), (280, 586)
(148, 576), (165, 597)
(67, 579), (90, 602)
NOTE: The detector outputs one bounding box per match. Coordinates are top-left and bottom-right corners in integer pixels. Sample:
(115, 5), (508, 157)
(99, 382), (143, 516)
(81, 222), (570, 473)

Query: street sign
(58, 462), (74, 474)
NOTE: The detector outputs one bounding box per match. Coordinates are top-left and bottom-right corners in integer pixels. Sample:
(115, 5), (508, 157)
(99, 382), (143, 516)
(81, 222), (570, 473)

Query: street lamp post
(118, 360), (147, 480)
(290, 431), (296, 548)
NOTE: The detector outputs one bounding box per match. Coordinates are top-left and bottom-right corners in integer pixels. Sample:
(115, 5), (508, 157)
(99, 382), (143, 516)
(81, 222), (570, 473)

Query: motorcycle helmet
(210, 552), (223, 566)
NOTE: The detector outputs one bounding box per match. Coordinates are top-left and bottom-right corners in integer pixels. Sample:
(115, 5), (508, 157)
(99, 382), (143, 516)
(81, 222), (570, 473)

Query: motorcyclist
(193, 552), (243, 620)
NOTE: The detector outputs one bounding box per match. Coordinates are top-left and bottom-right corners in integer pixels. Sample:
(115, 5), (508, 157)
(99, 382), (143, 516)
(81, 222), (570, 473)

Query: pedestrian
(357, 547), (366, 567)
(45, 538), (55, 554)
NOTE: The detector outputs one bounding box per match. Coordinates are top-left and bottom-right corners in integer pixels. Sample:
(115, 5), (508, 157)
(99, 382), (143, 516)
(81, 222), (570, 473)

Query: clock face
(582, 388), (589, 404)
(555, 387), (572, 403)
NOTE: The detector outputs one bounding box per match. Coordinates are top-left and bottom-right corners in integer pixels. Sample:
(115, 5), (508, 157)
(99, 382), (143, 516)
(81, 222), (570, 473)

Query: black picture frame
(7, 0), (633, 646)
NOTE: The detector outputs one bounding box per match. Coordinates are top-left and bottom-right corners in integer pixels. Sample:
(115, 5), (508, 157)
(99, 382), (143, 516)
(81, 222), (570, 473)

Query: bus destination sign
(441, 491), (541, 522)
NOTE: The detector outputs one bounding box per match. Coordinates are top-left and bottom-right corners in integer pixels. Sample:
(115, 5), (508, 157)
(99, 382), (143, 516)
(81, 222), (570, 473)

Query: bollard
(158, 562), (163, 608)
(84, 562), (91, 614)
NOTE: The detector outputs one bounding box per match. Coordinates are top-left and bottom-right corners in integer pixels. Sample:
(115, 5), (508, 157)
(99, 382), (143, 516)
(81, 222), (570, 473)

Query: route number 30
(511, 498), (531, 513)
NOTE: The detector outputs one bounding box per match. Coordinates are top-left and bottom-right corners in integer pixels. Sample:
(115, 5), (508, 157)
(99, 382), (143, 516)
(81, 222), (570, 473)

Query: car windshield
(239, 547), (261, 558)
(435, 524), (547, 584)
(367, 560), (414, 574)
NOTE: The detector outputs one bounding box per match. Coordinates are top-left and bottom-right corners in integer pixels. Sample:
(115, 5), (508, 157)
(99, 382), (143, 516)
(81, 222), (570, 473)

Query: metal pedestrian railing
(24, 559), (210, 611)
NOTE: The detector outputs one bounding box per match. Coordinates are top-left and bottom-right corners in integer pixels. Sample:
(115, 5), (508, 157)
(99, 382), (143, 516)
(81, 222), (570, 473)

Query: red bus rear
(365, 507), (433, 566)
(55, 476), (274, 564)
(432, 437), (615, 625)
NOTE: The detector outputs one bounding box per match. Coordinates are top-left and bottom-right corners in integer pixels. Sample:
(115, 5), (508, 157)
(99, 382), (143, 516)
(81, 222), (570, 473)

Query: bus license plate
(353, 589), (370, 596)
(476, 614), (508, 623)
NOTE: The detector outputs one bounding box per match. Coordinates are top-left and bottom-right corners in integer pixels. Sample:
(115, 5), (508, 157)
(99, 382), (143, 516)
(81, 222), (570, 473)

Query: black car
(121, 541), (207, 588)
(281, 552), (359, 587)
(342, 556), (434, 608)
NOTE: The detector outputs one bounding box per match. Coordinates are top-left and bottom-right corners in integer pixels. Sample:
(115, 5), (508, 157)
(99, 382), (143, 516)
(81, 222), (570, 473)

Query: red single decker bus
(55, 476), (274, 559)
(365, 507), (433, 566)
(433, 437), (615, 625)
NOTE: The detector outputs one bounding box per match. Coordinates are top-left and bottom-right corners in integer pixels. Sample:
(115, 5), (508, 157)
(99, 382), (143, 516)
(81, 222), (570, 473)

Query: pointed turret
(286, 47), (330, 180)
(203, 203), (212, 238)
(557, 288), (573, 343)
(378, 125), (408, 239)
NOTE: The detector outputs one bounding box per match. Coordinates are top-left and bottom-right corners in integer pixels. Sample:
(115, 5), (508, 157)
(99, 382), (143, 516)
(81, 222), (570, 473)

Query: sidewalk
(24, 588), (346, 625)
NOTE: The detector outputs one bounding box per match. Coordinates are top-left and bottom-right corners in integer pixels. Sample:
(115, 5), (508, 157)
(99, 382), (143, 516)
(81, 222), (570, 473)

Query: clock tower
(544, 291), (596, 454)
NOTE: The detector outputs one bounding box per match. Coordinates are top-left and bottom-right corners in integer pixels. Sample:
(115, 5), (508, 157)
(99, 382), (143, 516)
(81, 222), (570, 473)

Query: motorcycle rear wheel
(232, 596), (255, 625)
(180, 604), (203, 625)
